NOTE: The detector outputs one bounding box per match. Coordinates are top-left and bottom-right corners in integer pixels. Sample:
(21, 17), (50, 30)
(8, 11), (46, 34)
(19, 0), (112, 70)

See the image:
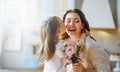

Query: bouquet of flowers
(62, 38), (85, 64)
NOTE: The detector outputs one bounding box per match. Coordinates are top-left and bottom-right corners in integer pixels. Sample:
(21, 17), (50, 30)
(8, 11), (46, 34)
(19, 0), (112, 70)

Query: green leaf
(71, 54), (78, 63)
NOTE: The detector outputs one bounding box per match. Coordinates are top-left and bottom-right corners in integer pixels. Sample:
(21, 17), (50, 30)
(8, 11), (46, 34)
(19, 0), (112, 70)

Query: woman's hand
(72, 63), (85, 72)
(81, 29), (90, 39)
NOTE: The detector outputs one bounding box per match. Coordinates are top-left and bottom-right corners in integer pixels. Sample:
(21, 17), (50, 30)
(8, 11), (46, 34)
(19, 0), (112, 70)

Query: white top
(43, 41), (66, 72)
(67, 36), (111, 72)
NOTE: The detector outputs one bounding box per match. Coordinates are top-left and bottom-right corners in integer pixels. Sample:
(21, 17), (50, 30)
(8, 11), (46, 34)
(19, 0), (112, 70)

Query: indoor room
(0, 0), (120, 72)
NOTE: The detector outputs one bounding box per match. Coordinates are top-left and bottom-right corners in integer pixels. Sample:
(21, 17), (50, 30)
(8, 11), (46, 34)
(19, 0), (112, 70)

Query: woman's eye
(75, 20), (79, 23)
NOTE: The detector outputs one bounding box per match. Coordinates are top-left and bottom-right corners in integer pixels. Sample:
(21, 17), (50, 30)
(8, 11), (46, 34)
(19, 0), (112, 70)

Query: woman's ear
(82, 23), (85, 30)
(81, 23), (85, 33)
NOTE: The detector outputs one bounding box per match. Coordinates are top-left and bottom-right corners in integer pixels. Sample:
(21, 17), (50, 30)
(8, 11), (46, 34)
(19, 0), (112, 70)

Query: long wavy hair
(63, 9), (90, 32)
(62, 9), (96, 41)
(38, 16), (60, 61)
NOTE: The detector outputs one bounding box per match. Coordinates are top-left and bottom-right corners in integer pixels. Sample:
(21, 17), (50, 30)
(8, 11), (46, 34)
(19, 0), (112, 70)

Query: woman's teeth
(70, 28), (75, 30)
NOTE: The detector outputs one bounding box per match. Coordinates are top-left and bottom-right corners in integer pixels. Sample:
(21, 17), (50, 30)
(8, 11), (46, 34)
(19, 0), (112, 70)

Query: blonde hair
(38, 16), (60, 61)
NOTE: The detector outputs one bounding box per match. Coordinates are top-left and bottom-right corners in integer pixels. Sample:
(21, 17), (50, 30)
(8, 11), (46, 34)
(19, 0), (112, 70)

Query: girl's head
(38, 16), (65, 61)
(63, 9), (90, 40)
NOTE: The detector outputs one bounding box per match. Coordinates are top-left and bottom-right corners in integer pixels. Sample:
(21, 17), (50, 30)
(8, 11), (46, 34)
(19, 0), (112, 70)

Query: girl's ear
(56, 29), (61, 38)
(57, 29), (60, 34)
(55, 29), (60, 42)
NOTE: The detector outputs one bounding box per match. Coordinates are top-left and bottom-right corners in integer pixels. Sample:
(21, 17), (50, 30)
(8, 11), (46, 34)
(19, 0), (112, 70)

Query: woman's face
(64, 13), (84, 37)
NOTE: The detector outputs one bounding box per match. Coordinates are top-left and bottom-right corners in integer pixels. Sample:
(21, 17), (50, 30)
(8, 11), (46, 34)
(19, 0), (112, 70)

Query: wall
(81, 0), (115, 28)
(91, 28), (120, 54)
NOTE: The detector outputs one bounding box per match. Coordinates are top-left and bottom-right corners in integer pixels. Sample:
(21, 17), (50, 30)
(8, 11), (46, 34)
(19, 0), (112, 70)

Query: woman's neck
(70, 34), (81, 41)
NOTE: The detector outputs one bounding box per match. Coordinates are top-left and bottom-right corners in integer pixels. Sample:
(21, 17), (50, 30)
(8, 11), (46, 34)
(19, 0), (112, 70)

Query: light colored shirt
(67, 36), (111, 72)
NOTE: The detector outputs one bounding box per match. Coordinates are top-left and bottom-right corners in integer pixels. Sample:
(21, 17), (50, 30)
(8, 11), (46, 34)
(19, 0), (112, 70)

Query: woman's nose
(70, 21), (74, 26)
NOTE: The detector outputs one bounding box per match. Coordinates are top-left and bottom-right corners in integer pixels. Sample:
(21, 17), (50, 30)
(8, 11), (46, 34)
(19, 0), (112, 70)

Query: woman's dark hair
(63, 9), (90, 32)
(62, 9), (96, 41)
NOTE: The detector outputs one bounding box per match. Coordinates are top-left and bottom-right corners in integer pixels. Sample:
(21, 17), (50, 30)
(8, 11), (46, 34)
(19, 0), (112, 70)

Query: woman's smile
(68, 27), (76, 33)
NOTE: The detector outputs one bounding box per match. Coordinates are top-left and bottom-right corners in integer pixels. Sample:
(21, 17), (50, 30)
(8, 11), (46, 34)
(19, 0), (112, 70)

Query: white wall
(81, 0), (115, 28)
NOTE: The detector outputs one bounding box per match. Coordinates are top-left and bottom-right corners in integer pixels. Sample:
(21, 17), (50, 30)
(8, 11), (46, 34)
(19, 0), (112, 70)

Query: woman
(63, 9), (111, 72)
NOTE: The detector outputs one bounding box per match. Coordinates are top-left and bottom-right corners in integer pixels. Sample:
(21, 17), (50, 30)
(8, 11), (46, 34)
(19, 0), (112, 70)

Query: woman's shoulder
(85, 36), (102, 49)
(85, 36), (97, 45)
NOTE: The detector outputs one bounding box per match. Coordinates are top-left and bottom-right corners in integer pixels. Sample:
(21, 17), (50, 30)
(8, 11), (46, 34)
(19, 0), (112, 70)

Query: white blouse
(67, 36), (111, 72)
(43, 41), (66, 72)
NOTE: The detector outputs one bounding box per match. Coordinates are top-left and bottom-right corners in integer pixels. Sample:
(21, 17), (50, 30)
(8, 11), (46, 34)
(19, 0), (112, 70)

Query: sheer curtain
(1, 0), (39, 69)
(0, 0), (75, 69)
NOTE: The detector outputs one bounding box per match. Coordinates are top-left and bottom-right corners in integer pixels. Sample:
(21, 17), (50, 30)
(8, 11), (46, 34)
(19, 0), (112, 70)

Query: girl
(38, 16), (66, 72)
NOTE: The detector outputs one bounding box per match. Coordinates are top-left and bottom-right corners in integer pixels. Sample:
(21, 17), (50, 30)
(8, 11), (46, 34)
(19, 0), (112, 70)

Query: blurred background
(0, 0), (120, 72)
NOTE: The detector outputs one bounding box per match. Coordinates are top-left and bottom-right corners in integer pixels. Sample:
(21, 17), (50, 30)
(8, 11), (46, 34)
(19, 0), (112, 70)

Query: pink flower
(65, 46), (75, 57)
(69, 39), (76, 46)
(63, 38), (85, 64)
(63, 41), (68, 46)
(76, 42), (81, 47)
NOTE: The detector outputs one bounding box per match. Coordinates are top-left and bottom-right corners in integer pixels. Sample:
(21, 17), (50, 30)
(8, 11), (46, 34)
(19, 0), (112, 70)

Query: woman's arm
(84, 68), (97, 72)
(86, 44), (111, 72)
(72, 63), (97, 72)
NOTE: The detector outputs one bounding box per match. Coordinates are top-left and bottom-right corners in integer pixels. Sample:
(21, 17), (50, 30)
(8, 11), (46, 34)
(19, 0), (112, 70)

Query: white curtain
(0, 0), (75, 69)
